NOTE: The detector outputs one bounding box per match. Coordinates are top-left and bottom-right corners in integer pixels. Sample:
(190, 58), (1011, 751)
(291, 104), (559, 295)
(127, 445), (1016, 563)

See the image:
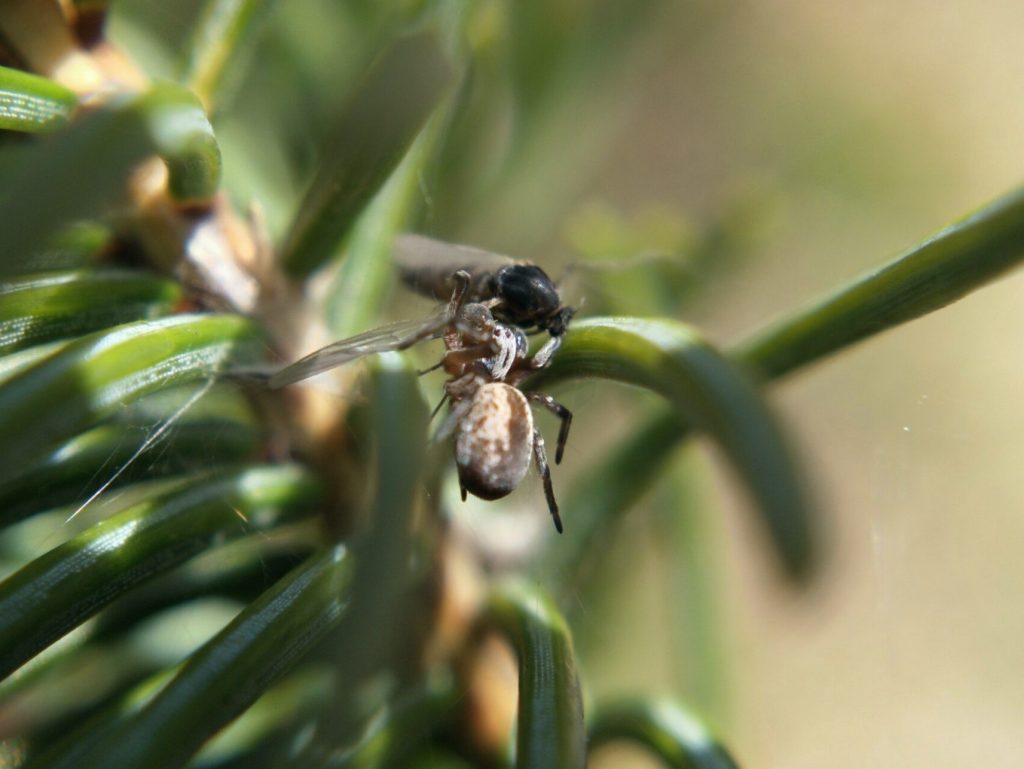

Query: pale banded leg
(527, 393), (572, 464)
(532, 426), (563, 533)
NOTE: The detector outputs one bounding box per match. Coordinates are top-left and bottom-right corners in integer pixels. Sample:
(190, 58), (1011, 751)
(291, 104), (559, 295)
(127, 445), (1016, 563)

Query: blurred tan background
(569, 2), (1024, 767)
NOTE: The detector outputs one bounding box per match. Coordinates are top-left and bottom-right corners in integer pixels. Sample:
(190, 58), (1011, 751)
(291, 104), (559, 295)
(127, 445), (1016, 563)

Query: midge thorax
(394, 233), (576, 354)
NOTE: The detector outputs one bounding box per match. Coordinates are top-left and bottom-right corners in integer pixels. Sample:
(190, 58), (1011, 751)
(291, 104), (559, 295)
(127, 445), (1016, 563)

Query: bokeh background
(109, 1), (1024, 766)
(570, 4), (1024, 768)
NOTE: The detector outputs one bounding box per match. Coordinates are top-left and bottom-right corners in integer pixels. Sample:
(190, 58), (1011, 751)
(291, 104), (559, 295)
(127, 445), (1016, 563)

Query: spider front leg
(527, 392), (572, 464)
(401, 270), (474, 359)
(527, 333), (562, 370)
(532, 426), (563, 533)
(442, 270), (473, 351)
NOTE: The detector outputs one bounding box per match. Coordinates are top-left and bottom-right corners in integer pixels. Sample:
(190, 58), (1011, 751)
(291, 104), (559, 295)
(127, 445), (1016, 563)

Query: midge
(394, 233), (576, 364)
(268, 236), (574, 532)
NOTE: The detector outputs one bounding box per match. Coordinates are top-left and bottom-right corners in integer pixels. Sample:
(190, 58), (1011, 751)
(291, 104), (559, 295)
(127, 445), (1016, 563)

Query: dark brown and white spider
(268, 237), (574, 532)
(428, 272), (572, 533)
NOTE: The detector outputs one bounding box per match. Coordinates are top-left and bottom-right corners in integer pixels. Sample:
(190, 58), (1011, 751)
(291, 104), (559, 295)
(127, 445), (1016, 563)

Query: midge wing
(394, 234), (516, 301)
(268, 310), (450, 388)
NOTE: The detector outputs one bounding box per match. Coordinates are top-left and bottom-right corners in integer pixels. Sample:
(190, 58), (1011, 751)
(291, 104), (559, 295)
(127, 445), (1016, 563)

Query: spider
(268, 238), (574, 532)
(428, 271), (572, 533)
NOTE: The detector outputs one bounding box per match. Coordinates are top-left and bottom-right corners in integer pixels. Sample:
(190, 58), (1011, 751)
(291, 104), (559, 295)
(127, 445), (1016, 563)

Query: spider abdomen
(455, 382), (533, 500)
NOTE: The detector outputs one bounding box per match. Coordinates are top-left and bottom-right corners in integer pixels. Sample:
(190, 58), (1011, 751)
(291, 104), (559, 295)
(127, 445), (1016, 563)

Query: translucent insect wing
(268, 311), (449, 388)
(394, 234), (516, 300)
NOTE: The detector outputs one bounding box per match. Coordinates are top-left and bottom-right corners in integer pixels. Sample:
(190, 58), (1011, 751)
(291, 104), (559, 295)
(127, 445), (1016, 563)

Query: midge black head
(487, 264), (564, 331)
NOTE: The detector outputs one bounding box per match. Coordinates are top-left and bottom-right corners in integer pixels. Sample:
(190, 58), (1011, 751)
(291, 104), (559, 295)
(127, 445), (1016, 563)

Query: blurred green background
(566, 4), (1024, 769)
(104, 1), (1024, 766)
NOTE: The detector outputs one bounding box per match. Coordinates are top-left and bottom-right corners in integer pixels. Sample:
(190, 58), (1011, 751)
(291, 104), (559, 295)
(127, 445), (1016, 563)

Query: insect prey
(393, 233), (576, 368)
(268, 235), (575, 532)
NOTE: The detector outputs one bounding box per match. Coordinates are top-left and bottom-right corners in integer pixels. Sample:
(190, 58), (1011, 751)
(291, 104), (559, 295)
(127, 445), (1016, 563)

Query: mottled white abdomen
(455, 382), (533, 500)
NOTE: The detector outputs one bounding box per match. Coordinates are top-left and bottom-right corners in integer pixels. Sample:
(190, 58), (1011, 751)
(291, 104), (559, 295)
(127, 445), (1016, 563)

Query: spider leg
(418, 359), (445, 376)
(527, 392), (572, 464)
(443, 271), (473, 350)
(434, 380), (475, 442)
(528, 334), (562, 369)
(429, 392), (449, 422)
(531, 426), (563, 533)
(448, 270), (471, 314)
